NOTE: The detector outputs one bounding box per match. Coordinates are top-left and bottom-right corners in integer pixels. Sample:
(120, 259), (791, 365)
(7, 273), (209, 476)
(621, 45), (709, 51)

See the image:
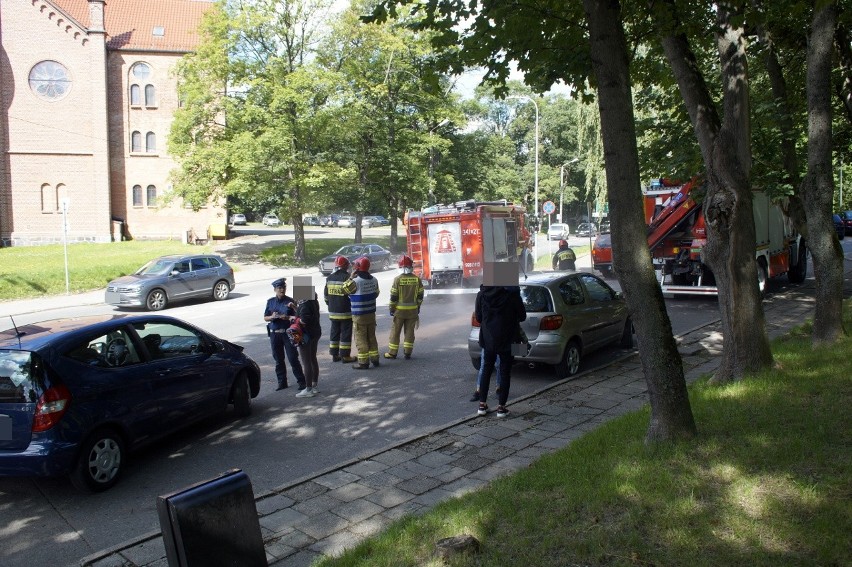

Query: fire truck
(406, 200), (535, 293)
(594, 178), (807, 296)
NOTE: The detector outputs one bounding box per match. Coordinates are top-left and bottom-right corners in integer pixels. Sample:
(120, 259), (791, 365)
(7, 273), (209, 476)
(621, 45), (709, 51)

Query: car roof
(519, 271), (594, 286)
(0, 314), (189, 351)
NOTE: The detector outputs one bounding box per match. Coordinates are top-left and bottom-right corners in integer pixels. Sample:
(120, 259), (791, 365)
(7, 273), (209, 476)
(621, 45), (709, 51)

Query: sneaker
(310, 386), (320, 394)
(469, 391), (480, 402)
(477, 403), (488, 416)
(383, 352), (397, 359)
(496, 406), (509, 417)
(296, 388), (312, 397)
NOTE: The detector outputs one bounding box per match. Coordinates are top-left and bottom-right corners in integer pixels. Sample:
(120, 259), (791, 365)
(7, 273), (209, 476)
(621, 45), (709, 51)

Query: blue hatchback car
(0, 314), (260, 492)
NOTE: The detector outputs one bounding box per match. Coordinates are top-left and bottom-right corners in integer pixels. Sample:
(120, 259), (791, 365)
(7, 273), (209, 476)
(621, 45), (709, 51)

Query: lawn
(259, 236), (407, 267)
(316, 302), (852, 567)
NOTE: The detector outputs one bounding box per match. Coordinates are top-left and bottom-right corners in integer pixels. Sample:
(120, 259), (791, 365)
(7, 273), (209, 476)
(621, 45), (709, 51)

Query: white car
(547, 223), (570, 240)
(262, 213), (281, 226)
(337, 216), (357, 228)
(230, 213), (247, 226)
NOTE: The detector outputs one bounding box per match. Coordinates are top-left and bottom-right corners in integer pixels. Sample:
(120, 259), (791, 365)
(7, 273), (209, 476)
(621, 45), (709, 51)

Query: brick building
(0, 0), (226, 247)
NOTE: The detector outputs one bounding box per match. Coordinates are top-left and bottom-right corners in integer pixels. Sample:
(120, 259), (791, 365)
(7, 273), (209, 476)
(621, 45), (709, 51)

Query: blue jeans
(478, 349), (512, 407)
(270, 332), (306, 388)
(475, 348), (502, 392)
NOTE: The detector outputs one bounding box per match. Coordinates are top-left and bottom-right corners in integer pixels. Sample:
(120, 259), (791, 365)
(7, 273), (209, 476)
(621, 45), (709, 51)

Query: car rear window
(0, 350), (43, 403)
(520, 285), (552, 312)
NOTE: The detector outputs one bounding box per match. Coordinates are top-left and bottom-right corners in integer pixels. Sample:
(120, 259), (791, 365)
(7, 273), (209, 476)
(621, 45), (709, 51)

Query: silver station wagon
(105, 254), (235, 311)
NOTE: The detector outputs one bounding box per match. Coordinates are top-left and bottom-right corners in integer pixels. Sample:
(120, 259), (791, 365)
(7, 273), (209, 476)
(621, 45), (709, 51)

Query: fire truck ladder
(407, 216), (424, 274)
(646, 181), (700, 251)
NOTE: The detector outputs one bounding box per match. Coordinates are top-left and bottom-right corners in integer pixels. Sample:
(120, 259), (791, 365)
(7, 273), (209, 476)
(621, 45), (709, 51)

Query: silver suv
(468, 272), (633, 378)
(105, 254), (235, 311)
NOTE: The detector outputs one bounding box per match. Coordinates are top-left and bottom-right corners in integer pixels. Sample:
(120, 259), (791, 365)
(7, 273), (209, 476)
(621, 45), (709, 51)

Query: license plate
(0, 415), (11, 441)
(105, 291), (121, 304)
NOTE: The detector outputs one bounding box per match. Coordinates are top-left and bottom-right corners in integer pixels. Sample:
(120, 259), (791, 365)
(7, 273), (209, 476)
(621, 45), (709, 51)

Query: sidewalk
(79, 260), (850, 567)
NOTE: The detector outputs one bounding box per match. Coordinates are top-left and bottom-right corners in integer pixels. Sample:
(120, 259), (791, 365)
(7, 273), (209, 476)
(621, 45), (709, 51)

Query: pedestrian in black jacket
(475, 284), (526, 417)
(293, 292), (322, 397)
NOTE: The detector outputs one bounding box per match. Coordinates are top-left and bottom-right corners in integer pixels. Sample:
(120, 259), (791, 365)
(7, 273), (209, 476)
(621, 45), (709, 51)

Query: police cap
(271, 278), (287, 288)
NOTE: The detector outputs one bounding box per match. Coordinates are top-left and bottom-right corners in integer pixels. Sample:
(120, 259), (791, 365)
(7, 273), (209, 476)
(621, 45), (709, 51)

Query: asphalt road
(0, 226), (756, 567)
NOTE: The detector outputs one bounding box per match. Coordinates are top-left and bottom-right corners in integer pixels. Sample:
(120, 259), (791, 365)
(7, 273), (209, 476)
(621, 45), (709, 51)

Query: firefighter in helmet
(384, 255), (424, 360)
(342, 256), (380, 369)
(552, 239), (577, 271)
(324, 255), (356, 363)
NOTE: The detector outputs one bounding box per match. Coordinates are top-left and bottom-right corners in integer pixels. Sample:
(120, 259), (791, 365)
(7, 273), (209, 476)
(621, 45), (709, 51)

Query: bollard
(157, 469), (267, 567)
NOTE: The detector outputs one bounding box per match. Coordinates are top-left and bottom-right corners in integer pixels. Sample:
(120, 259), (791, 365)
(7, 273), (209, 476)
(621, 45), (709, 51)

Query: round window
(132, 62), (151, 80)
(29, 61), (72, 101)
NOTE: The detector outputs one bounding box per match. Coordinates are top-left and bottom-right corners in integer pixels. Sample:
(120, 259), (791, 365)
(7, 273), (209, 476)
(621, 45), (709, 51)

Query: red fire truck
(406, 200), (535, 293)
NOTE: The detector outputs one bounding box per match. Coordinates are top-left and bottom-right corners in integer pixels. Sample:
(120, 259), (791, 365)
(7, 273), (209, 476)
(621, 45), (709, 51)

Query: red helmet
(334, 256), (350, 269)
(398, 255), (413, 268)
(558, 239), (568, 248)
(353, 256), (371, 272)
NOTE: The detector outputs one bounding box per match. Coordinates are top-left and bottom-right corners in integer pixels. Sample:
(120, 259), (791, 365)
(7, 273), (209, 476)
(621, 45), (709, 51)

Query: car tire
(757, 259), (769, 298)
(70, 428), (125, 493)
(471, 356), (481, 371)
(554, 340), (581, 379)
(231, 372), (251, 417)
(620, 317), (634, 348)
(146, 289), (167, 311)
(212, 280), (231, 301)
(381, 257), (391, 271)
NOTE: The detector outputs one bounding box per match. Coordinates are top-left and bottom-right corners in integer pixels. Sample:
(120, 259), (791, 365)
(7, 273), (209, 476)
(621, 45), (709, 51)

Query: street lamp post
(508, 95), (539, 229)
(560, 158), (579, 225)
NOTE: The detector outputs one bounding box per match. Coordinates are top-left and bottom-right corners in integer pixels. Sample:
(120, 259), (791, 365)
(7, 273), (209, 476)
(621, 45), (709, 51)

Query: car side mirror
(170, 270), (180, 277)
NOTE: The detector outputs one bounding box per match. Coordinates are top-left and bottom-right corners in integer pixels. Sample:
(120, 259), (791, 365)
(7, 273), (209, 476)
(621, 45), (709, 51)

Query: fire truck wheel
(471, 356), (481, 371)
(554, 340), (581, 379)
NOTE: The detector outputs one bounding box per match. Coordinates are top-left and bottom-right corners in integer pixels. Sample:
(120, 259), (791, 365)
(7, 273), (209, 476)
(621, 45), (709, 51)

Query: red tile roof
(52, 0), (214, 52)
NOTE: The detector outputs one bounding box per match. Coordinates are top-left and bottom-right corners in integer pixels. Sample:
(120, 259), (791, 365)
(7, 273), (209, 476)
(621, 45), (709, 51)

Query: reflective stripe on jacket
(343, 272), (379, 315)
(389, 274), (424, 312)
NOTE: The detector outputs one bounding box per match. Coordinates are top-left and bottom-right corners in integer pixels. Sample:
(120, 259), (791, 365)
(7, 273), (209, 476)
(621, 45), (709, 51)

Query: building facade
(0, 0), (225, 247)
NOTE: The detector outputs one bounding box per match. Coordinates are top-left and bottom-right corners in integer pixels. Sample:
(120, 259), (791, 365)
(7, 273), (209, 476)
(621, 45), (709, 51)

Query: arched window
(131, 62), (151, 81)
(132, 185), (143, 207)
(146, 132), (156, 153)
(41, 183), (56, 212)
(130, 84), (141, 106)
(146, 185), (157, 207)
(144, 84), (156, 107)
(131, 131), (142, 152)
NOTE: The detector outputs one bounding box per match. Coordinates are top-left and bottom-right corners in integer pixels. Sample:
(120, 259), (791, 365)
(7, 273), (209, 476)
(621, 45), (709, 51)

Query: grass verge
(316, 301), (852, 567)
(259, 236), (406, 267)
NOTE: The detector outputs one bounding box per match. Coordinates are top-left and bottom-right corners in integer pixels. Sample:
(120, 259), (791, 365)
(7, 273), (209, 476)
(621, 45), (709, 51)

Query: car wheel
(620, 317), (634, 348)
(554, 340), (581, 379)
(70, 428), (125, 493)
(231, 372), (251, 417)
(381, 257), (391, 271)
(146, 289), (167, 311)
(471, 356), (481, 371)
(212, 280), (231, 301)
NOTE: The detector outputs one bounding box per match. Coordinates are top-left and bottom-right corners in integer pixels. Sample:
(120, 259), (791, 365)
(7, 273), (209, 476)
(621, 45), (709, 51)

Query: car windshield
(549, 224), (567, 232)
(337, 245), (364, 255)
(134, 258), (174, 276)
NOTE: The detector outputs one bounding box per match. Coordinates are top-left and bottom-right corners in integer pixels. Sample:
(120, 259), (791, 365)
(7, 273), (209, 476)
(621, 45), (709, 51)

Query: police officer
(384, 255), (424, 360)
(324, 256), (356, 363)
(343, 256), (380, 369)
(552, 239), (577, 271)
(264, 278), (308, 392)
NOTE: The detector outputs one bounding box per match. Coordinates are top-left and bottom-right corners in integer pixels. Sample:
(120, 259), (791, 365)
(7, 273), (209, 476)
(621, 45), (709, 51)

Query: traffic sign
(542, 200), (555, 214)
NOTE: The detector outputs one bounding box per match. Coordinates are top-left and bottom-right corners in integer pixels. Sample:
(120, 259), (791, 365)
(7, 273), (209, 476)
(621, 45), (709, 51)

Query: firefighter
(324, 256), (356, 363)
(552, 239), (577, 271)
(384, 255), (424, 360)
(343, 256), (380, 369)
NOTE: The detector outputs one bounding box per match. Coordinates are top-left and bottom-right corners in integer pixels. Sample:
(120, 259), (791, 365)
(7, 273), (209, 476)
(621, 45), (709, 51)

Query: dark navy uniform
(264, 278), (307, 390)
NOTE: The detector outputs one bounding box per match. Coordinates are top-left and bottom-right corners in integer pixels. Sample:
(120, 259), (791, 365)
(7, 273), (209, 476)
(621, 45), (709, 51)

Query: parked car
(262, 213), (281, 226)
(303, 216), (321, 226)
(230, 213), (247, 226)
(576, 222), (598, 238)
(363, 215), (390, 228)
(598, 221), (611, 234)
(336, 215), (357, 228)
(320, 214), (340, 227)
(833, 213), (846, 240)
(318, 243), (393, 275)
(591, 233), (614, 277)
(468, 272), (632, 379)
(105, 254), (235, 311)
(547, 223), (570, 241)
(839, 210), (852, 236)
(0, 314), (261, 492)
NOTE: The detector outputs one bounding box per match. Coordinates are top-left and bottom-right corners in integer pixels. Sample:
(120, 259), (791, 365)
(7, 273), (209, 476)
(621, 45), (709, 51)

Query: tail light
(32, 384), (72, 432)
(540, 314), (563, 331)
(471, 312), (480, 327)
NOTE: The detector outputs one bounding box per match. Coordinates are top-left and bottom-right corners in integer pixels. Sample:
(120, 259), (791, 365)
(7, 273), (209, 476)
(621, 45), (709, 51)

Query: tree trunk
(659, 1), (772, 383)
(802, 1), (845, 345)
(584, 0), (696, 442)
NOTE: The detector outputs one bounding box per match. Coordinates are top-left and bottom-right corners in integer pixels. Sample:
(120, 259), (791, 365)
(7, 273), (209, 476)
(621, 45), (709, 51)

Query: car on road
(262, 213), (281, 226)
(320, 214), (340, 227)
(230, 213), (247, 226)
(468, 271), (632, 379)
(362, 215), (390, 228)
(303, 216), (321, 226)
(833, 213), (846, 240)
(839, 210), (852, 236)
(336, 215), (357, 228)
(318, 243), (393, 275)
(592, 232), (614, 277)
(547, 223), (570, 240)
(105, 254), (235, 311)
(0, 314), (261, 492)
(576, 222), (598, 238)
